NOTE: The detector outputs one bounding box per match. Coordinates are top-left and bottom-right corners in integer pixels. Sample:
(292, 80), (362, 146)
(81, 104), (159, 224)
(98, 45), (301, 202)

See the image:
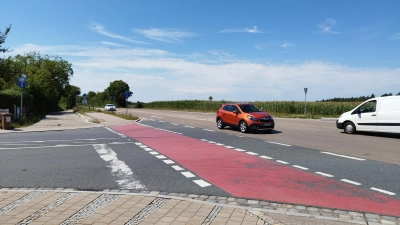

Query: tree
(64, 85), (81, 108)
(105, 80), (130, 107)
(397, 92), (400, 96)
(1, 52), (74, 111)
(0, 25), (12, 53)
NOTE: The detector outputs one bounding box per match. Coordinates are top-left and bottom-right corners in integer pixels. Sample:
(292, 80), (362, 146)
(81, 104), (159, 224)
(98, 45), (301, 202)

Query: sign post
(17, 74), (27, 119)
(304, 88), (308, 117)
(124, 91), (132, 116)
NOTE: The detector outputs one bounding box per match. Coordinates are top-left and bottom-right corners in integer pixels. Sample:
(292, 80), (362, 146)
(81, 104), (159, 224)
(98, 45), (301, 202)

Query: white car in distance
(104, 104), (116, 111)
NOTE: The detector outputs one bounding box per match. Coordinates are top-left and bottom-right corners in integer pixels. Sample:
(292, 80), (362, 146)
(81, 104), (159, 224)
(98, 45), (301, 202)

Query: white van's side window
(357, 100), (377, 114)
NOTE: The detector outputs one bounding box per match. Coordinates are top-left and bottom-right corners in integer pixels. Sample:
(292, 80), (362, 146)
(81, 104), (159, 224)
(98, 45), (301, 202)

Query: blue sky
(1, 0), (400, 102)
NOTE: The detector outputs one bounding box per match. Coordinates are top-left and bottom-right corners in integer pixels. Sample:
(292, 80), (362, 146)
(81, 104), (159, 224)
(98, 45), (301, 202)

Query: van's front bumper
(336, 120), (343, 129)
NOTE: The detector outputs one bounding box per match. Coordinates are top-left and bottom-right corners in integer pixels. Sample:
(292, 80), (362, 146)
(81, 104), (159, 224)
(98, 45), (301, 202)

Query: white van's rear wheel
(344, 122), (356, 134)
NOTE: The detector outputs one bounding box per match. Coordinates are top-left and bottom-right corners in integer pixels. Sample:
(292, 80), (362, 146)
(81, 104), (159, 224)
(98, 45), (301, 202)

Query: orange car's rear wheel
(239, 120), (248, 133)
(217, 118), (225, 129)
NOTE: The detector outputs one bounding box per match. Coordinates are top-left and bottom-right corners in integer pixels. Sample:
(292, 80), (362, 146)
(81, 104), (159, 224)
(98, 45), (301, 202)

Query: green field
(142, 100), (361, 118)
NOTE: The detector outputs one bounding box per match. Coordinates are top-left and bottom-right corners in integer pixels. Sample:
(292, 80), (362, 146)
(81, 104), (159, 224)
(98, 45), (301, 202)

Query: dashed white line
(144, 148), (153, 151)
(246, 152), (259, 156)
(155, 155), (167, 159)
(224, 146), (234, 149)
(149, 151), (159, 155)
(181, 172), (196, 178)
(203, 129), (215, 132)
(293, 165), (309, 170)
(370, 187), (396, 196)
(208, 141), (216, 144)
(267, 141), (291, 146)
(185, 126), (195, 128)
(341, 179), (361, 186)
(321, 152), (366, 161)
(276, 160), (289, 164)
(260, 155), (273, 159)
(171, 123), (178, 125)
(163, 160), (175, 164)
(315, 172), (334, 177)
(234, 148), (246, 152)
(193, 180), (211, 187)
(215, 143), (224, 146)
(172, 166), (184, 171)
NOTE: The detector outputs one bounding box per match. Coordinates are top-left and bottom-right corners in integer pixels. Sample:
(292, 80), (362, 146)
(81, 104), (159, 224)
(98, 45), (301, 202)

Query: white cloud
(134, 28), (196, 43)
(317, 18), (340, 34)
(281, 43), (296, 50)
(101, 41), (126, 47)
(219, 26), (265, 34)
(390, 33), (400, 40)
(7, 43), (400, 102)
(90, 22), (148, 45)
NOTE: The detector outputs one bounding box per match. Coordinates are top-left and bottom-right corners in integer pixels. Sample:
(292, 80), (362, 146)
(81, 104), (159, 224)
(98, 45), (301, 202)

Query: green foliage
(1, 52), (74, 112)
(0, 90), (34, 115)
(319, 93), (376, 102)
(0, 25), (11, 53)
(143, 100), (360, 117)
(105, 80), (130, 107)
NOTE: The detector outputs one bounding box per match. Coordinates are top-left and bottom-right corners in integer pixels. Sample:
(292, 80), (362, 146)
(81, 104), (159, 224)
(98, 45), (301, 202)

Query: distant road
(120, 108), (400, 165)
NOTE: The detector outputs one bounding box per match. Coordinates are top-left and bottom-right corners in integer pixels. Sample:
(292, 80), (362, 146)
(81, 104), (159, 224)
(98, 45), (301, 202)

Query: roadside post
(124, 91), (132, 116)
(304, 87), (308, 117)
(17, 74), (28, 119)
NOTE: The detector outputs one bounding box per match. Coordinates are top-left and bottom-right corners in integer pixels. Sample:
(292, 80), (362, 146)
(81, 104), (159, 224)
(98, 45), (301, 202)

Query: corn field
(143, 100), (361, 117)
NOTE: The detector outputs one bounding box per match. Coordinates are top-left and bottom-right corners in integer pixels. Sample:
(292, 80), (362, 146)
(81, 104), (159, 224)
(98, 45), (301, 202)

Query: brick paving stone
(381, 219), (397, 225)
(365, 213), (381, 218)
(259, 201), (269, 206)
(218, 200), (227, 204)
(321, 208), (333, 213)
(382, 216), (398, 221)
(366, 218), (380, 223)
(349, 211), (364, 217)
(306, 207), (319, 211)
(338, 214), (353, 220)
(294, 205), (306, 210)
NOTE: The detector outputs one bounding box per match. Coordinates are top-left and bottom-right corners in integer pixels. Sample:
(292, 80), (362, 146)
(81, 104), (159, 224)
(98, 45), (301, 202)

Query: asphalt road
(122, 108), (400, 165)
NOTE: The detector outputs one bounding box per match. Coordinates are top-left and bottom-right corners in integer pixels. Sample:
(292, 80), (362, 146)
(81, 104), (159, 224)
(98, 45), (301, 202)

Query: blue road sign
(17, 76), (27, 88)
(124, 91), (131, 99)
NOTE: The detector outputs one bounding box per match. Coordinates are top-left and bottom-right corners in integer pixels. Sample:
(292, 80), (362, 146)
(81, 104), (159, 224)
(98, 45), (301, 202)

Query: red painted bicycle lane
(112, 123), (400, 216)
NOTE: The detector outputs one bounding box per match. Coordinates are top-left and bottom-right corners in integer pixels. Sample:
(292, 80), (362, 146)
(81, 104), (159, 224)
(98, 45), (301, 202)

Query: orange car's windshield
(239, 104), (262, 113)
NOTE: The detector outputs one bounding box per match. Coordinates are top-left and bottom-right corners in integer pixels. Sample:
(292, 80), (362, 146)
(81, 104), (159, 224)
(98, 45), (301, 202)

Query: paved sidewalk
(0, 111), (398, 224)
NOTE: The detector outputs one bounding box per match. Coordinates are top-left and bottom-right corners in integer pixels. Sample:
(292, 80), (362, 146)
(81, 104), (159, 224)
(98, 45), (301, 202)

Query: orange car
(216, 103), (275, 133)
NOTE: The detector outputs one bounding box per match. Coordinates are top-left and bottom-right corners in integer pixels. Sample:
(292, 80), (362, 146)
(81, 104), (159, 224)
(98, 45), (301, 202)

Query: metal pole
(304, 88), (308, 117)
(21, 88), (23, 119)
(126, 99), (128, 116)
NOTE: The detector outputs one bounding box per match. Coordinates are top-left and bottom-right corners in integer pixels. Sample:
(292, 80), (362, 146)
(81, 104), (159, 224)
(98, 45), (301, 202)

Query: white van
(336, 96), (400, 134)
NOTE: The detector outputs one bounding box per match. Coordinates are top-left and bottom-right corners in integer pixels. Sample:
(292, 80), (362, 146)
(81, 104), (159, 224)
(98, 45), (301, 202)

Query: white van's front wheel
(344, 122), (356, 134)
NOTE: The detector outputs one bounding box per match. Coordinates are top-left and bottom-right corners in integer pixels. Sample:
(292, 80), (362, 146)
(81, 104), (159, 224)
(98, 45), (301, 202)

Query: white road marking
(105, 127), (126, 137)
(321, 152), (366, 161)
(172, 166), (184, 171)
(135, 142), (144, 146)
(215, 143), (224, 146)
(370, 187), (396, 196)
(246, 152), (259, 156)
(93, 144), (145, 189)
(260, 155), (273, 159)
(293, 165), (309, 170)
(193, 180), (212, 187)
(163, 160), (175, 164)
(276, 160), (289, 164)
(171, 123), (178, 125)
(181, 172), (196, 178)
(234, 148), (246, 152)
(208, 141), (216, 144)
(201, 139), (208, 141)
(203, 129), (216, 132)
(341, 179), (361, 186)
(315, 172), (334, 177)
(185, 126), (195, 128)
(267, 141), (291, 146)
(224, 146), (234, 149)
(144, 148), (153, 151)
(149, 151), (159, 155)
(156, 155), (167, 159)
